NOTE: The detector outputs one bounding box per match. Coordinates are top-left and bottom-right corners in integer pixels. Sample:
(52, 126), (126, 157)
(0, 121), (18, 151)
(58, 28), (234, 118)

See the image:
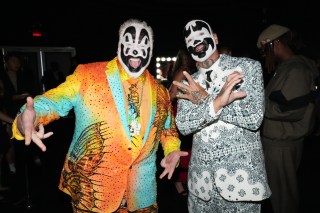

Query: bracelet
(197, 94), (209, 105)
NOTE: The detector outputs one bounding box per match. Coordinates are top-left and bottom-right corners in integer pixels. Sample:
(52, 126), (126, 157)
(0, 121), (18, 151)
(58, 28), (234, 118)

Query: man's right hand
(18, 97), (53, 152)
(213, 71), (247, 112)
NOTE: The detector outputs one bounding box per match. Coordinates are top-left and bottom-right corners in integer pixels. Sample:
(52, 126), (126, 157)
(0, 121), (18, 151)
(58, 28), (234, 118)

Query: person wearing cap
(173, 19), (271, 212)
(257, 24), (319, 213)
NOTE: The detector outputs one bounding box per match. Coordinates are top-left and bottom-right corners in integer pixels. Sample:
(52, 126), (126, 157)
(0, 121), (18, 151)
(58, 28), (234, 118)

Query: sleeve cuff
(209, 100), (222, 117)
(12, 116), (25, 140)
(162, 136), (180, 157)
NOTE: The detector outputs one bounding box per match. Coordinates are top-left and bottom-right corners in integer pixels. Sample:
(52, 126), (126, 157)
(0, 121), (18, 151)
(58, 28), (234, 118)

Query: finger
(182, 71), (195, 85)
(232, 91), (247, 99)
(173, 81), (190, 91)
(179, 151), (189, 157)
(38, 124), (45, 135)
(31, 136), (47, 152)
(159, 169), (168, 179)
(224, 78), (244, 92)
(43, 132), (54, 138)
(230, 78), (244, 88)
(228, 71), (243, 78)
(227, 72), (244, 83)
(167, 169), (173, 180)
(24, 129), (33, 145)
(175, 93), (191, 101)
(26, 96), (34, 110)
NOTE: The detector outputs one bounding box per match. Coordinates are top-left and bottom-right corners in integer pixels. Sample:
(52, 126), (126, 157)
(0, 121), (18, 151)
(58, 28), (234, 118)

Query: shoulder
(285, 56), (319, 78)
(232, 56), (260, 66)
(76, 61), (107, 71)
(220, 55), (262, 72)
(66, 62), (108, 84)
(73, 61), (108, 77)
(148, 72), (169, 96)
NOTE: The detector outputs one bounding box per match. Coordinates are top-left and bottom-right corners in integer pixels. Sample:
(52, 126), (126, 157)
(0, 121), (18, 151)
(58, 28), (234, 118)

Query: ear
(213, 33), (219, 45)
(273, 40), (281, 51)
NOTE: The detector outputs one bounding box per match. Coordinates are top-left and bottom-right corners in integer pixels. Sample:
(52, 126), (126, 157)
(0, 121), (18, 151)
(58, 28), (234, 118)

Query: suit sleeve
(175, 60), (265, 135)
(159, 87), (181, 156)
(15, 64), (83, 130)
(219, 60), (265, 130)
(175, 84), (219, 136)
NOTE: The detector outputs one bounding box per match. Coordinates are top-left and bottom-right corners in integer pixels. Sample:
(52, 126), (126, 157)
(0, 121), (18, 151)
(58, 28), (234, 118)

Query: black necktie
(205, 70), (213, 89)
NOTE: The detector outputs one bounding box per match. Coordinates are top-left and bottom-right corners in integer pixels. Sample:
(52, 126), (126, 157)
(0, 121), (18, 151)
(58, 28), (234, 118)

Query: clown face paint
(117, 19), (153, 78)
(183, 20), (217, 62)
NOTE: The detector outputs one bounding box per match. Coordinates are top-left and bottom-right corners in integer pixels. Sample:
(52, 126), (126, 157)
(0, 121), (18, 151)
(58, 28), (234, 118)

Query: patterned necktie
(127, 82), (141, 140)
(205, 70), (213, 89)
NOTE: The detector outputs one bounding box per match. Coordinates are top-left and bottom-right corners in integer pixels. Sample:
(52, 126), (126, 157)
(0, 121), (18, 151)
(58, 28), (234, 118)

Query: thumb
(26, 97), (34, 110)
(180, 151), (189, 157)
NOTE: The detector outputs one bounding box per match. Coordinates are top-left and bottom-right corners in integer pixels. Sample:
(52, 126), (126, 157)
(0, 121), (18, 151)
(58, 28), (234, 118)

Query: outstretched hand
(159, 150), (189, 179)
(18, 97), (53, 152)
(173, 71), (208, 105)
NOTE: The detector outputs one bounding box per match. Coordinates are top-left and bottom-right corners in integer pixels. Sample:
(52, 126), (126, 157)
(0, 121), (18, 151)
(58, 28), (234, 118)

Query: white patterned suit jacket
(175, 54), (271, 202)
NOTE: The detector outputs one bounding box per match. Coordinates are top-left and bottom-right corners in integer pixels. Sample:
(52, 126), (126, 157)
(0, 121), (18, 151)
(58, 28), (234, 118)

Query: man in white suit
(173, 19), (271, 212)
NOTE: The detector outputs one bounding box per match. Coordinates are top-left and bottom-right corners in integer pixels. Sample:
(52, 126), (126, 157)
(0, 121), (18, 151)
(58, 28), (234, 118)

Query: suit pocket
(214, 168), (267, 201)
(188, 170), (212, 201)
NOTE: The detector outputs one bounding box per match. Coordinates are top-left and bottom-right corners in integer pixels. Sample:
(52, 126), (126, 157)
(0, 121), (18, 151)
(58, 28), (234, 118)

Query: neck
(197, 53), (220, 69)
(281, 49), (295, 62)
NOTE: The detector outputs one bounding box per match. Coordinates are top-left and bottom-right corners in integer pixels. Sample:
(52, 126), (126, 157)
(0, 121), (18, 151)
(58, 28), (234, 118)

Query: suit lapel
(105, 58), (159, 146)
(142, 72), (157, 145)
(105, 58), (131, 141)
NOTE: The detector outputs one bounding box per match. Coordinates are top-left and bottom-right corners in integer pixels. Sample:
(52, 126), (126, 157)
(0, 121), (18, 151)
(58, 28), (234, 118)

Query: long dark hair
(167, 46), (197, 85)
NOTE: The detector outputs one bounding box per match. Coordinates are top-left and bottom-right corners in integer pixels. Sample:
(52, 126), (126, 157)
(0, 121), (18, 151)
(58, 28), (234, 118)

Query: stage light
(32, 23), (43, 37)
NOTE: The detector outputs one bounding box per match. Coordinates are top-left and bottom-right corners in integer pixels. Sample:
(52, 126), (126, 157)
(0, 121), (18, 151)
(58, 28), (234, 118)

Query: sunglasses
(259, 41), (275, 56)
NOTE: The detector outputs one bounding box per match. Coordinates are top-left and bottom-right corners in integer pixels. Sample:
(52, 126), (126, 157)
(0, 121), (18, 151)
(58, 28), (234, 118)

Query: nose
(193, 40), (201, 46)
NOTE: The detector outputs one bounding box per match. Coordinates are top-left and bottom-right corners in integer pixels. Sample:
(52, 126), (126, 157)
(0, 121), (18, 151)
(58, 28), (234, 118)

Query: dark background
(1, 1), (320, 65)
(1, 1), (320, 212)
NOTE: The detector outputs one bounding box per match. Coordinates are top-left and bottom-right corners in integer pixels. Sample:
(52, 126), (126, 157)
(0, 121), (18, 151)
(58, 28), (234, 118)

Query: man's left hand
(159, 150), (189, 179)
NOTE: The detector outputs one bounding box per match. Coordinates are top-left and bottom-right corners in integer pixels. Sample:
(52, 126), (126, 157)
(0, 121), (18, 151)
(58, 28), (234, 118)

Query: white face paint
(183, 20), (217, 62)
(117, 19), (153, 78)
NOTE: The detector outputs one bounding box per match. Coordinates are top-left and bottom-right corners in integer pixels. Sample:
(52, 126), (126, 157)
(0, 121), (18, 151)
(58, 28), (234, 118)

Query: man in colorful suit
(11, 19), (187, 212)
(172, 19), (271, 212)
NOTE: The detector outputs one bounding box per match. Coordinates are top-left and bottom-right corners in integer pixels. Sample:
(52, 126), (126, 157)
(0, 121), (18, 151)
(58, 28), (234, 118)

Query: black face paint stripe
(184, 21), (211, 39)
(193, 39), (201, 45)
(192, 21), (210, 33)
(139, 29), (150, 44)
(124, 26), (136, 41)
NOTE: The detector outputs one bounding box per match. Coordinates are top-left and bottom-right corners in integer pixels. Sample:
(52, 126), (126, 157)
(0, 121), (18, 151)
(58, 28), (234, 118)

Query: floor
(0, 116), (319, 213)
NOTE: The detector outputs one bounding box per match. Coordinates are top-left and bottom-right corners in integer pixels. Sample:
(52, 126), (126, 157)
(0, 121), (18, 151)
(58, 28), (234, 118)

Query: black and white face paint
(183, 20), (217, 62)
(117, 19), (153, 78)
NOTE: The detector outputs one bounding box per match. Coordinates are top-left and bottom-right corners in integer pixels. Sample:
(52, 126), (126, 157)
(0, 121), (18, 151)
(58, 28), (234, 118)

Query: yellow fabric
(162, 135), (181, 156)
(11, 116), (25, 140)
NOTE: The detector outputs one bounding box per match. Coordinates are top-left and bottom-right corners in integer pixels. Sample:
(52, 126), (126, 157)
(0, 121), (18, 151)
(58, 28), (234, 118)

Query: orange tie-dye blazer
(13, 57), (181, 212)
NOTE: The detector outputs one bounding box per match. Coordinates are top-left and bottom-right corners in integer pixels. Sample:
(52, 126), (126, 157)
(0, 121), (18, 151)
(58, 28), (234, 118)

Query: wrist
(198, 93), (209, 105)
(213, 96), (223, 112)
(17, 114), (25, 136)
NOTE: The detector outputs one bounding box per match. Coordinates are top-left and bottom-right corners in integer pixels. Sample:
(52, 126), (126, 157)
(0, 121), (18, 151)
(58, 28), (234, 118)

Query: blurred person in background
(0, 77), (14, 200)
(168, 46), (197, 200)
(257, 24), (319, 213)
